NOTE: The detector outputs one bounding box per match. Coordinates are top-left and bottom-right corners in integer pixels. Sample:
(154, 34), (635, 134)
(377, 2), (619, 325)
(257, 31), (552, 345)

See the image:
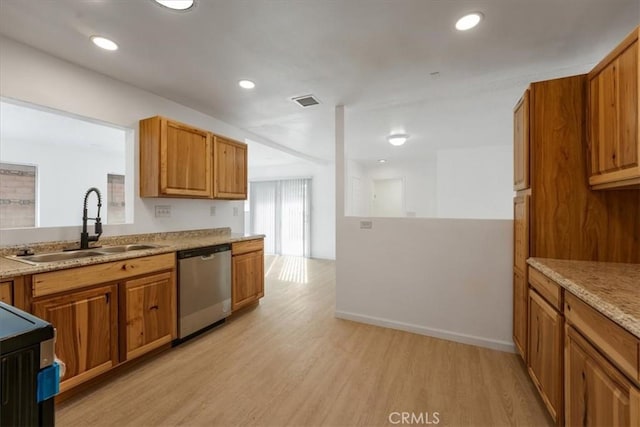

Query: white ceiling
(0, 0), (637, 164)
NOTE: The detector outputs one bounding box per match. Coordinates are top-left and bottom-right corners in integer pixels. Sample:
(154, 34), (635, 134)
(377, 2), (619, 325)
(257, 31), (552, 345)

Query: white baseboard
(334, 310), (515, 353)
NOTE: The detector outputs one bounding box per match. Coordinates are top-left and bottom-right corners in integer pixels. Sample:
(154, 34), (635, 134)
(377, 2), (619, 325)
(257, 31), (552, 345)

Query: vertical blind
(249, 178), (311, 257)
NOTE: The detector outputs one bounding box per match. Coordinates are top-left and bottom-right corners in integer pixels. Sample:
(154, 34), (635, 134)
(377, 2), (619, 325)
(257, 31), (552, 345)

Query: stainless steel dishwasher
(177, 244), (231, 340)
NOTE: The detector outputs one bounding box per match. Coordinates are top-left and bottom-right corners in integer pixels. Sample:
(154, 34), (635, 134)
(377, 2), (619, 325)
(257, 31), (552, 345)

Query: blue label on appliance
(37, 362), (60, 402)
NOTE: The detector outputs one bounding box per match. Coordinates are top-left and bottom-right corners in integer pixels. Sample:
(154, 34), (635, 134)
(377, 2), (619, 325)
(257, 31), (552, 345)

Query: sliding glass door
(249, 178), (311, 257)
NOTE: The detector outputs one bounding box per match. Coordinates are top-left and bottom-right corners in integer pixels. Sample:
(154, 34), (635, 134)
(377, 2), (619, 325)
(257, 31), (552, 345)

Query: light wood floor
(57, 255), (551, 427)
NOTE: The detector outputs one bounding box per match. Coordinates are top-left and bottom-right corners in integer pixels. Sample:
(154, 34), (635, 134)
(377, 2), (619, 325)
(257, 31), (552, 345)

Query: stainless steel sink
(17, 250), (103, 264)
(95, 244), (161, 254)
(8, 243), (163, 265)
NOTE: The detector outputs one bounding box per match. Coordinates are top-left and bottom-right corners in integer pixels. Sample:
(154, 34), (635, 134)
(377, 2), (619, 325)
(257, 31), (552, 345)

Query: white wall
(335, 217), (514, 351)
(249, 161), (335, 260)
(437, 145), (513, 219)
(336, 106), (515, 352)
(0, 36), (257, 245)
(1, 139), (126, 227)
(366, 157), (438, 218)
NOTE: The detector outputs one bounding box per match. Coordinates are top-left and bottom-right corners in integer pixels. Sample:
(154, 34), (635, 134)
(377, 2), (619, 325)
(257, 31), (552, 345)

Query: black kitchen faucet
(80, 187), (103, 249)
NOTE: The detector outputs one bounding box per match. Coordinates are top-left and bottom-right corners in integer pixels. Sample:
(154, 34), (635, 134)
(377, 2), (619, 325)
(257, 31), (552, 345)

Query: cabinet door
(121, 272), (174, 361)
(513, 269), (527, 361)
(513, 195), (529, 274)
(161, 119), (212, 197)
(514, 89), (530, 190)
(232, 250), (264, 311)
(565, 325), (639, 427)
(214, 136), (248, 199)
(0, 281), (12, 304)
(528, 290), (563, 424)
(588, 35), (639, 189)
(32, 285), (118, 393)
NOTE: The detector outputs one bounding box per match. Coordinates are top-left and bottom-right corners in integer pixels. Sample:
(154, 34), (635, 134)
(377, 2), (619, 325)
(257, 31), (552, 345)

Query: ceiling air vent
(292, 94), (320, 108)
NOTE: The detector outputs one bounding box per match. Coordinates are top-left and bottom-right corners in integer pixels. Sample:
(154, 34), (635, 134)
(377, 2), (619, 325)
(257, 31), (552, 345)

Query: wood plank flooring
(57, 255), (551, 427)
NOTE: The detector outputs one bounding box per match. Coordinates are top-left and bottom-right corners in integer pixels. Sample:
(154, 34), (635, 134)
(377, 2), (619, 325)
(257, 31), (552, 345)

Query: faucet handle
(95, 218), (103, 235)
(16, 247), (35, 257)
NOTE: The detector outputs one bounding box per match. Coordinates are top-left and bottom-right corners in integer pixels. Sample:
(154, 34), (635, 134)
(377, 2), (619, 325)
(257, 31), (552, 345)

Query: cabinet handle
(105, 293), (110, 304)
(150, 305), (159, 311)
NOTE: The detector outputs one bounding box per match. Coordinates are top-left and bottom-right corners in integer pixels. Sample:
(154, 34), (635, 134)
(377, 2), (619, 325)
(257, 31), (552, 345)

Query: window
(107, 174), (125, 224)
(249, 178), (311, 257)
(0, 163), (37, 228)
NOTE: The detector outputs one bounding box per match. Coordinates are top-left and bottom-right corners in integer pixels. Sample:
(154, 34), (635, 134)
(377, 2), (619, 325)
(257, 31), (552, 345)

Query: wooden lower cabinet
(120, 271), (175, 361)
(232, 249), (264, 311)
(513, 268), (527, 360)
(32, 284), (118, 393)
(0, 281), (12, 304)
(565, 325), (640, 426)
(528, 290), (563, 424)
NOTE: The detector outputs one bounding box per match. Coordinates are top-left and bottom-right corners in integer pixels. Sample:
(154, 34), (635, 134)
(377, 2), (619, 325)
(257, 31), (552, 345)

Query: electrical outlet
(233, 207), (239, 217)
(210, 206), (216, 216)
(155, 205), (171, 218)
(360, 220), (373, 229)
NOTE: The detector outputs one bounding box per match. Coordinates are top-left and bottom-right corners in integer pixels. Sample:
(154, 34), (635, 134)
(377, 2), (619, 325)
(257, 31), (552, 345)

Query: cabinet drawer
(529, 267), (562, 311)
(0, 281), (13, 305)
(565, 292), (639, 383)
(33, 253), (175, 298)
(232, 239), (264, 255)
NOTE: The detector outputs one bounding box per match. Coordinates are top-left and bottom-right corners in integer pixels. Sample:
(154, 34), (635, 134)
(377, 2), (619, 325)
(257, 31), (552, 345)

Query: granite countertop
(0, 228), (264, 280)
(528, 258), (640, 339)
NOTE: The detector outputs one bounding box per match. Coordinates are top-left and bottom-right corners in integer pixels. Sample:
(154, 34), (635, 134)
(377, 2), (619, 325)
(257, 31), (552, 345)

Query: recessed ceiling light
(378, 159), (387, 164)
(153, 0), (195, 10)
(388, 134), (408, 146)
(90, 36), (118, 51)
(238, 80), (256, 89)
(455, 12), (483, 31)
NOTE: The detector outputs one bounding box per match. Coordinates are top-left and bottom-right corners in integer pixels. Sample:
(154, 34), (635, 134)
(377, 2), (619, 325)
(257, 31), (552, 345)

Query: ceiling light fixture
(455, 12), (483, 31)
(153, 0), (195, 10)
(378, 159), (387, 164)
(388, 134), (409, 146)
(238, 80), (256, 89)
(90, 36), (118, 51)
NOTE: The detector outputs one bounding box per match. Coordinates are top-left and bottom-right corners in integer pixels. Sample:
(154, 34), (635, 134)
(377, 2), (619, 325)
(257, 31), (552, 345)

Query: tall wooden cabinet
(513, 71), (640, 425)
(588, 27), (639, 190)
(512, 195), (529, 359)
(140, 116), (213, 198)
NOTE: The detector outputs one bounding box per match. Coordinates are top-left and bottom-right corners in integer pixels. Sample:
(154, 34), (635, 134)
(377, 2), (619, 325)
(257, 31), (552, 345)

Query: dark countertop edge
(0, 234), (265, 280)
(527, 257), (640, 340)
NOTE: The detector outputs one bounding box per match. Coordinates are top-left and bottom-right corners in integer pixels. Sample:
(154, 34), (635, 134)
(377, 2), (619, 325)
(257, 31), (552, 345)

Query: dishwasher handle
(177, 244), (231, 259)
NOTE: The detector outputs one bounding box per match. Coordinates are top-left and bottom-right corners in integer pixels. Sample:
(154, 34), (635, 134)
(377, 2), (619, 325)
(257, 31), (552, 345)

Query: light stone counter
(528, 258), (640, 339)
(0, 228), (264, 280)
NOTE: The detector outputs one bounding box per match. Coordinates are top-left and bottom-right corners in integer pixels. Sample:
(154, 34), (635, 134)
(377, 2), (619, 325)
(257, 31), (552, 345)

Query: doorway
(249, 178), (311, 257)
(372, 178), (405, 217)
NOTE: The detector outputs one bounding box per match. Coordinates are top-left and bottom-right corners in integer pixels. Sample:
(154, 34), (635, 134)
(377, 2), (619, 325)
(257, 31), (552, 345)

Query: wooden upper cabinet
(32, 285), (118, 393)
(213, 135), (248, 200)
(565, 325), (640, 427)
(514, 89), (530, 190)
(140, 116), (213, 198)
(588, 27), (640, 190)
